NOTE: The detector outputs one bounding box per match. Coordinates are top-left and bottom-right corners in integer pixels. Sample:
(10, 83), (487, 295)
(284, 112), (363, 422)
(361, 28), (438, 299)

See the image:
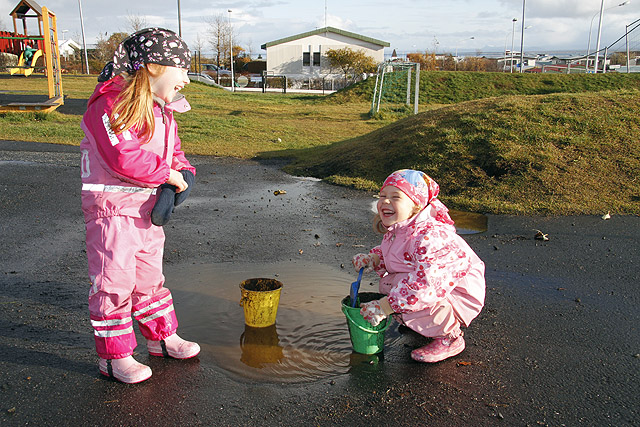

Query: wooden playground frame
(0, 0), (63, 113)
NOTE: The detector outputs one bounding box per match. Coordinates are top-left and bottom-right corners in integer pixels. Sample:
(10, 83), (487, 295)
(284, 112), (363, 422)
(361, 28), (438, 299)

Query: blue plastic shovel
(350, 267), (365, 308)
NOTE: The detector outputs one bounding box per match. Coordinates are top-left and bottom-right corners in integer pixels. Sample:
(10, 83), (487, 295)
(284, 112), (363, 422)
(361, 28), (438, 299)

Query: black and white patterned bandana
(98, 27), (191, 82)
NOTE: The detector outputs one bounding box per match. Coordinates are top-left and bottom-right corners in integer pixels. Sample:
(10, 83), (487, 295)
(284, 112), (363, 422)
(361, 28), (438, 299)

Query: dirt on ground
(0, 140), (638, 426)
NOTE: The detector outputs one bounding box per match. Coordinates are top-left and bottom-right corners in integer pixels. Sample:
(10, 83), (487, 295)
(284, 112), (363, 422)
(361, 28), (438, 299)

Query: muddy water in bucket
(239, 278), (282, 327)
(166, 262), (407, 383)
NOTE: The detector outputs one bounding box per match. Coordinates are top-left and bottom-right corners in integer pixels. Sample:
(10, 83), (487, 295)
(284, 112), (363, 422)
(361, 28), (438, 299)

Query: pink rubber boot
(98, 356), (152, 384)
(411, 334), (466, 363)
(147, 333), (200, 359)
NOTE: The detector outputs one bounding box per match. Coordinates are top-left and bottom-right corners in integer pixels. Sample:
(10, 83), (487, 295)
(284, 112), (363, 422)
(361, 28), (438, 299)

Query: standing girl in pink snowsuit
(352, 169), (485, 363)
(80, 28), (199, 383)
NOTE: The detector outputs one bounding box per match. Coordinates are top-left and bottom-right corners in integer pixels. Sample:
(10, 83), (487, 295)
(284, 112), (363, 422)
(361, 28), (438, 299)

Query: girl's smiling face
(149, 66), (190, 103)
(377, 185), (418, 228)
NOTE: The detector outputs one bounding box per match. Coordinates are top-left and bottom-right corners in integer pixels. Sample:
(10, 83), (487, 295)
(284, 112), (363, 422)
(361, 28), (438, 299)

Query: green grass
(330, 70), (640, 105)
(0, 71), (639, 215)
(283, 89), (640, 215)
(0, 74), (388, 158)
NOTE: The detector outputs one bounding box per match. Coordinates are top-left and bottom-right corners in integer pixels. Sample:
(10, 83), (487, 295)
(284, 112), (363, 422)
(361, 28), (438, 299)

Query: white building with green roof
(260, 26), (389, 84)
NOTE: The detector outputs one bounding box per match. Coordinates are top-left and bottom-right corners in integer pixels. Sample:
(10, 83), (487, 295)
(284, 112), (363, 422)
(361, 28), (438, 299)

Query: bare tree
(245, 37), (254, 59)
(126, 13), (148, 32)
(205, 13), (237, 83)
(191, 34), (206, 72)
(94, 32), (129, 63)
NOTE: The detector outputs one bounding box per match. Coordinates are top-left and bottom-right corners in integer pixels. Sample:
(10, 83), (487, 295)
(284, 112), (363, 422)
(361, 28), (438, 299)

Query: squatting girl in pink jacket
(352, 169), (485, 363)
(80, 28), (199, 383)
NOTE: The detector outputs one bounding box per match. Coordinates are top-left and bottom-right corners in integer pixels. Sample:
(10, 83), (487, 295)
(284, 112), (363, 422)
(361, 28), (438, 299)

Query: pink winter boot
(98, 356), (152, 384)
(147, 333), (200, 359)
(411, 334), (466, 363)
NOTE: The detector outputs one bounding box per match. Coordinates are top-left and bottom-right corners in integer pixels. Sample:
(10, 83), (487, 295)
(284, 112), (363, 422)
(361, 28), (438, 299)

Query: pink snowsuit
(80, 75), (195, 359)
(370, 204), (485, 338)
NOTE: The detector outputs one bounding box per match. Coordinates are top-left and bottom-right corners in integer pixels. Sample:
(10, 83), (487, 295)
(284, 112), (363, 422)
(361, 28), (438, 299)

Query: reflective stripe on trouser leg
(132, 288), (178, 341)
(90, 312), (136, 359)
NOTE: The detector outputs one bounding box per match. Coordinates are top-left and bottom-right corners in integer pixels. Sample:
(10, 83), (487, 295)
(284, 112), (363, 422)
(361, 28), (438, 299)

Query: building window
(313, 52), (320, 66)
(303, 52), (310, 66)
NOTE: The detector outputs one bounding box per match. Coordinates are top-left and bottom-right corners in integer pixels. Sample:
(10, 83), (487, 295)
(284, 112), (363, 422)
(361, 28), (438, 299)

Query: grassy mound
(328, 70), (640, 106)
(284, 89), (640, 215)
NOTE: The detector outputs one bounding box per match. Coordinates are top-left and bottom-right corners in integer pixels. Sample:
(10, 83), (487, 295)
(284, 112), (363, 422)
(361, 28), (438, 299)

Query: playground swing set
(0, 0), (63, 112)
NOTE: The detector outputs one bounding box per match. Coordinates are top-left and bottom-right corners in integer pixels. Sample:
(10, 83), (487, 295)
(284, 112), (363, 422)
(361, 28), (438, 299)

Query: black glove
(151, 183), (177, 226)
(174, 170), (195, 206)
(150, 170), (195, 226)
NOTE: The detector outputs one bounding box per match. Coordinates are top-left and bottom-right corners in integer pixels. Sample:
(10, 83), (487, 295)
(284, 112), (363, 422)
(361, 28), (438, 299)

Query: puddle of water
(369, 201), (487, 234)
(450, 210), (488, 235)
(166, 262), (404, 383)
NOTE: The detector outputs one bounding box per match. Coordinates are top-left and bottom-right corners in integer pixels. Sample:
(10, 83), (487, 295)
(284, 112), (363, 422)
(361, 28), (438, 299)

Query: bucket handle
(342, 307), (390, 334)
(239, 297), (247, 307)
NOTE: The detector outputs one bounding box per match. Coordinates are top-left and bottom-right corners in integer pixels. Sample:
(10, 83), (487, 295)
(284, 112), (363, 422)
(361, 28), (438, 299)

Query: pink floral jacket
(371, 204), (485, 326)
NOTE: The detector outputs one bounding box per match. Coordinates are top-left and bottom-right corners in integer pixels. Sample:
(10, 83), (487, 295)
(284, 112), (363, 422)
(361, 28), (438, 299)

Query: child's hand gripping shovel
(350, 267), (365, 308)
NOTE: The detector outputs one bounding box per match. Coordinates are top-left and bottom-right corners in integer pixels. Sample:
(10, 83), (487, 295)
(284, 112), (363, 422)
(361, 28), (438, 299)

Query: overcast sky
(0, 0), (638, 56)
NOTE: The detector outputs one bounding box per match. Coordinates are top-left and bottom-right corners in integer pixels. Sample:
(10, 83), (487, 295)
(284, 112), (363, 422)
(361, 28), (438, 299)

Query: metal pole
(594, 0), (605, 73)
(177, 0), (182, 37)
(586, 12), (599, 72)
(228, 10), (234, 92)
(626, 24), (631, 73)
(371, 63), (381, 114)
(519, 0), (525, 73)
(413, 63), (420, 115)
(78, 0), (89, 74)
(511, 18), (517, 73)
(589, 2), (631, 73)
(406, 66), (411, 105)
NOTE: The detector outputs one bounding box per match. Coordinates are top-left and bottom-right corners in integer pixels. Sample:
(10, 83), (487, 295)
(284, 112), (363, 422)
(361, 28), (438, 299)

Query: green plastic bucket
(341, 292), (390, 354)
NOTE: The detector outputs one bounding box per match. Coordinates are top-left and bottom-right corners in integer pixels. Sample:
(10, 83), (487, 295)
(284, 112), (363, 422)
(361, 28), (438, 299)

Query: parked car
(200, 63), (232, 78)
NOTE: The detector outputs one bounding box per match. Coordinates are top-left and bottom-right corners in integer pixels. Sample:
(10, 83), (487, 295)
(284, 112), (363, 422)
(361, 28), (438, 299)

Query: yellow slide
(10, 49), (43, 76)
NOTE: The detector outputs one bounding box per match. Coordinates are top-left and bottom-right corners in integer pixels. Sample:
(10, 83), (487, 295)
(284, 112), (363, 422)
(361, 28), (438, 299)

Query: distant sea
(388, 48), (625, 60)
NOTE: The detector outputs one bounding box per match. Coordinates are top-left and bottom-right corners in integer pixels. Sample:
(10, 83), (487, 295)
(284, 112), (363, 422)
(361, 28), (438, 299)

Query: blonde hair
(372, 204), (422, 234)
(110, 63), (167, 144)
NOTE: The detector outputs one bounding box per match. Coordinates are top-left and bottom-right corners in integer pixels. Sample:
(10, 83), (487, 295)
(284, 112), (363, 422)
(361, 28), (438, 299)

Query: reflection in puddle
(450, 210), (488, 235)
(166, 262), (402, 383)
(240, 325), (284, 368)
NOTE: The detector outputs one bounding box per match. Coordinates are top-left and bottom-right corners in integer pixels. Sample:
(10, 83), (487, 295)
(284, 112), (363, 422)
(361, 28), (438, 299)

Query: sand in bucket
(239, 278), (283, 327)
(341, 292), (390, 354)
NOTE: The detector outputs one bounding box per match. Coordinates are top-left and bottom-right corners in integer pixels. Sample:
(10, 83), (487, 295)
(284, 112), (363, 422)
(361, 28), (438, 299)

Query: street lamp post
(78, 0), (89, 75)
(177, 0), (182, 37)
(511, 18), (517, 73)
(594, 0), (606, 73)
(228, 9), (234, 92)
(454, 37), (474, 71)
(519, 0), (526, 73)
(590, 1), (630, 73)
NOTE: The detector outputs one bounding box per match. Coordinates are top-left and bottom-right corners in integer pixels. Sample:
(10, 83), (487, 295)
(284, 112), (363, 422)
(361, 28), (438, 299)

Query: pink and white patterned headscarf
(381, 169), (454, 225)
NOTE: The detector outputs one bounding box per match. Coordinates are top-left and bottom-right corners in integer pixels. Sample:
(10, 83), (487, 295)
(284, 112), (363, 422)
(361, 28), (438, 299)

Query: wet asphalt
(0, 140), (638, 426)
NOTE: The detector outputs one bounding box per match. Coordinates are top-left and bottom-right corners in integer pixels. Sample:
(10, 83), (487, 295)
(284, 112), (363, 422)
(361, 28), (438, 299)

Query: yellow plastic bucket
(239, 278), (283, 327)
